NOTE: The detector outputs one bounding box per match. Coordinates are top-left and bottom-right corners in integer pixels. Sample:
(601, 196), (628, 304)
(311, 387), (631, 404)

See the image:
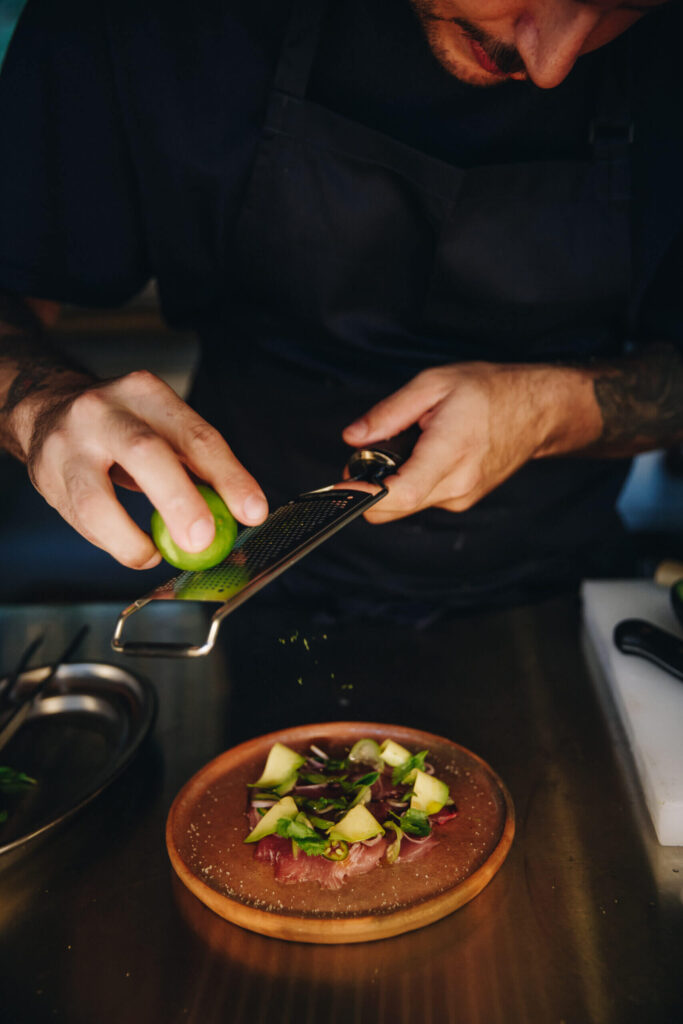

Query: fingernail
(188, 516), (215, 551)
(141, 552), (162, 570)
(344, 420), (367, 442)
(243, 494), (268, 523)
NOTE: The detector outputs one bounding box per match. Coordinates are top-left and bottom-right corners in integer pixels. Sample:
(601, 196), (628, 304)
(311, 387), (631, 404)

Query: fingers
(29, 370), (270, 571)
(110, 372), (268, 527)
(342, 371), (448, 447)
(109, 419), (220, 553)
(362, 427), (461, 523)
(340, 366), (501, 524)
(47, 455), (161, 569)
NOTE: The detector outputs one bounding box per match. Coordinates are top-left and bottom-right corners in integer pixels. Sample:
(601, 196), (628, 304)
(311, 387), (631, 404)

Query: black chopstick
(0, 634), (45, 712)
(0, 625), (89, 754)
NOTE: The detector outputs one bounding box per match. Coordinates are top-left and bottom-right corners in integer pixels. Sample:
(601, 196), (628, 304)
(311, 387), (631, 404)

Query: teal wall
(0, 0), (27, 70)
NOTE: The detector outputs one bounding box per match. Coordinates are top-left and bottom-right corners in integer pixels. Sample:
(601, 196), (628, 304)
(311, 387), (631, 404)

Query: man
(0, 0), (681, 616)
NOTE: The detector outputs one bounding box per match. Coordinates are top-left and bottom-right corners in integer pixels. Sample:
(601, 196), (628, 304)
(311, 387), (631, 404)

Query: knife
(613, 618), (683, 683)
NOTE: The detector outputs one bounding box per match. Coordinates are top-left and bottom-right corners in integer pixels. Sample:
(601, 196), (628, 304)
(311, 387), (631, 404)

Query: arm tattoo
(0, 292), (95, 460)
(0, 293), (90, 415)
(591, 343), (683, 455)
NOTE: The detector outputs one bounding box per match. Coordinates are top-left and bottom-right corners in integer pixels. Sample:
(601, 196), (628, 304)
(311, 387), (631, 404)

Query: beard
(408, 0), (526, 86)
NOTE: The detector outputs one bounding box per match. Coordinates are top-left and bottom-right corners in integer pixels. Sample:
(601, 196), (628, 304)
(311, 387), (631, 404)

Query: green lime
(151, 484), (238, 571)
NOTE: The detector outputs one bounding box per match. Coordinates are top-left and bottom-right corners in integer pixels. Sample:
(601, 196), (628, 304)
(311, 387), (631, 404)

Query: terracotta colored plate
(166, 722), (514, 944)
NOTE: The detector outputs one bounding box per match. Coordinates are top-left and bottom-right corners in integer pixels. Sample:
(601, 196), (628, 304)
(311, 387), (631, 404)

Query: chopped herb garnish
(392, 750), (428, 785)
(245, 738), (450, 865)
(0, 767), (37, 790)
(398, 808), (431, 837)
(309, 815), (336, 830)
(0, 766), (37, 827)
(354, 771), (380, 789)
(306, 795), (348, 813)
(275, 816), (329, 856)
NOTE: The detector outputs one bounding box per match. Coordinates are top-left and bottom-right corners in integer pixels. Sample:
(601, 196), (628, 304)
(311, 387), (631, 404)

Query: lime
(150, 483), (238, 571)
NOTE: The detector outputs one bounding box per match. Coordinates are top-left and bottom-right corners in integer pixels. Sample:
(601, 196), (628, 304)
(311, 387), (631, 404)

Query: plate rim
(0, 660), (157, 857)
(167, 721), (515, 944)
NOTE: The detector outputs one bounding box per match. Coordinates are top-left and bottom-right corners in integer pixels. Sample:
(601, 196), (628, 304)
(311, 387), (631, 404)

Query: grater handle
(345, 425), (420, 483)
(111, 600), (221, 657)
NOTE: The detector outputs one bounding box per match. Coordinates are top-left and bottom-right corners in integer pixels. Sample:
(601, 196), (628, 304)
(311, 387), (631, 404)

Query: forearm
(0, 292), (95, 463)
(533, 342), (683, 460)
(588, 343), (683, 456)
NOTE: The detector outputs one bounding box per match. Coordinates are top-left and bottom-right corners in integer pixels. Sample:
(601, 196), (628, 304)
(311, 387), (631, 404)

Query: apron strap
(274, 0), (330, 99)
(590, 34), (634, 205)
(589, 33), (636, 339)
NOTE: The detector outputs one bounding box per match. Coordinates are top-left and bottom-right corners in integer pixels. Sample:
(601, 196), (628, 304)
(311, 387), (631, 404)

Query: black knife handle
(345, 425), (420, 483)
(613, 618), (683, 682)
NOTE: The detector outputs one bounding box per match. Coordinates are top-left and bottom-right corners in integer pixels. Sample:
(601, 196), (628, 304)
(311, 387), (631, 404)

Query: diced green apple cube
(251, 743), (305, 789)
(410, 770), (450, 815)
(327, 804), (385, 843)
(378, 739), (413, 767)
(244, 796), (298, 843)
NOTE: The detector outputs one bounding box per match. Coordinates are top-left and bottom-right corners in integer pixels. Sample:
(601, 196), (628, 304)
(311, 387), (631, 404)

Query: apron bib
(192, 0), (634, 613)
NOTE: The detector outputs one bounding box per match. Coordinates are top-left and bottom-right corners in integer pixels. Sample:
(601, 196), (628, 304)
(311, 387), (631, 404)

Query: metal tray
(0, 662), (156, 856)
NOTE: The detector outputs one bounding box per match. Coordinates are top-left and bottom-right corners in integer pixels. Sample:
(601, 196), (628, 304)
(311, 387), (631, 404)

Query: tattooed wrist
(1, 292), (95, 460)
(1, 354), (90, 415)
(1, 295), (93, 413)
(591, 343), (683, 454)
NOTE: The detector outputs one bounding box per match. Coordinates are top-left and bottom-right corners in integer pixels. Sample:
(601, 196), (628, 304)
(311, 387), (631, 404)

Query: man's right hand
(0, 296), (268, 570)
(21, 371), (269, 569)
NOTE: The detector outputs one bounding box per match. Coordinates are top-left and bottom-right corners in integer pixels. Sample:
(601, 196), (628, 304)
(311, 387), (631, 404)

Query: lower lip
(469, 39), (506, 77)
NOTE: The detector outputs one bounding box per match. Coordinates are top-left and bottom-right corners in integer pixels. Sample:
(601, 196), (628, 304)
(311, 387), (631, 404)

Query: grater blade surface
(149, 488), (379, 603)
(111, 486), (383, 656)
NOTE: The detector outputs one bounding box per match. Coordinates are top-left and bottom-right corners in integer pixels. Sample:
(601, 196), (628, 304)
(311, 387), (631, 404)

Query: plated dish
(167, 722), (514, 943)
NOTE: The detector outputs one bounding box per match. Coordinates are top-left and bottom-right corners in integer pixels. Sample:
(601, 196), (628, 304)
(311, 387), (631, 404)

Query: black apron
(191, 0), (635, 616)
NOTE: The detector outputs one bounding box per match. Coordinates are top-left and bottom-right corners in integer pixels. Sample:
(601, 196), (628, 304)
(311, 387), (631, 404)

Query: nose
(514, 3), (601, 89)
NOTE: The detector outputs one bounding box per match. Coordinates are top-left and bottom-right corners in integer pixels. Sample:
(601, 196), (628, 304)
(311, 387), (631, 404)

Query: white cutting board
(582, 580), (683, 846)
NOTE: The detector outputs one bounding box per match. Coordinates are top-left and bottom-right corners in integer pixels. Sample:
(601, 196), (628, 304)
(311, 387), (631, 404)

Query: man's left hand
(342, 361), (601, 523)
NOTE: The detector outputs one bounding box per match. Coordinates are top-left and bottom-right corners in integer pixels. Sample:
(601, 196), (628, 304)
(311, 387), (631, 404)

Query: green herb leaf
(275, 816), (329, 857)
(309, 815), (335, 830)
(297, 772), (329, 785)
(392, 751), (428, 786)
(355, 771), (379, 789)
(307, 795), (347, 813)
(398, 808), (431, 837)
(0, 766), (37, 792)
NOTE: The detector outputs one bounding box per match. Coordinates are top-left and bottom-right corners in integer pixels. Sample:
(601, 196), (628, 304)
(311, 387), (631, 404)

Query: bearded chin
(408, 3), (512, 88)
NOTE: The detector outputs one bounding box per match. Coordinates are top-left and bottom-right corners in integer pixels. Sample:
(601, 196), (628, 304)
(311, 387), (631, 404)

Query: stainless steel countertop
(0, 594), (681, 1024)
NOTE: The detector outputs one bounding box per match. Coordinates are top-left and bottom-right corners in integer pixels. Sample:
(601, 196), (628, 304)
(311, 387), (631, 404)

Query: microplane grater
(111, 432), (416, 657)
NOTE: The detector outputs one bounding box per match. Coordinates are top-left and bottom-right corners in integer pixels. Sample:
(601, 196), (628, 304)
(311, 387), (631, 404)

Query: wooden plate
(166, 722), (514, 944)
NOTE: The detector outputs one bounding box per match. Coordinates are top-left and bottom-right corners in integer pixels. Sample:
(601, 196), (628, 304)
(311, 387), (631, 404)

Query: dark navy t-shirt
(0, 0), (647, 326)
(0, 0), (681, 610)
